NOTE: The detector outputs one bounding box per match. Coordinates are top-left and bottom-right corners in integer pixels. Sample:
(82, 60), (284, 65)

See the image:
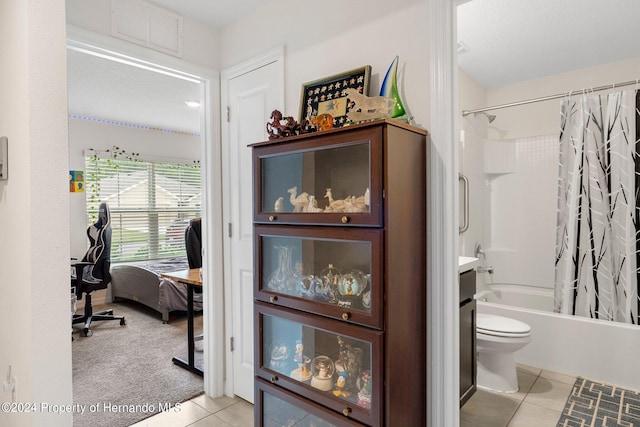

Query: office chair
(72, 202), (126, 337)
(184, 217), (202, 269)
(184, 217), (203, 342)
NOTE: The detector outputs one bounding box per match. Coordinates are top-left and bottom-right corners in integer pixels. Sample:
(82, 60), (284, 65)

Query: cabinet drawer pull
(341, 312), (351, 320)
(269, 295), (278, 303)
(268, 215), (276, 222)
(342, 407), (351, 417)
(341, 216), (350, 224)
(270, 376), (278, 383)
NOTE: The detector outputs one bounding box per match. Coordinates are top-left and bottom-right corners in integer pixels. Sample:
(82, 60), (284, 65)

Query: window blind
(85, 152), (201, 262)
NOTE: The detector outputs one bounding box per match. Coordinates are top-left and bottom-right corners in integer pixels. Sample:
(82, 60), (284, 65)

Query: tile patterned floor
(461, 364), (577, 427)
(134, 364), (574, 427)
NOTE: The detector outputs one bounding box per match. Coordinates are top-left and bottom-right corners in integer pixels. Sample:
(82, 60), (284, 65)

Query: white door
(223, 50), (283, 403)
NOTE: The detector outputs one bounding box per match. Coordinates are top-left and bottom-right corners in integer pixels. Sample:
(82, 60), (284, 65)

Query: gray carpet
(72, 301), (204, 427)
(557, 378), (640, 427)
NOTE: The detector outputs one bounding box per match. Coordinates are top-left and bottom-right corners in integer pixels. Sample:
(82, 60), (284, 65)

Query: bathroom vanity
(459, 257), (478, 407)
(251, 119), (428, 426)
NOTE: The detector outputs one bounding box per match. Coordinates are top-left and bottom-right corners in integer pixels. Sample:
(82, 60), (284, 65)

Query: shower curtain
(555, 89), (640, 324)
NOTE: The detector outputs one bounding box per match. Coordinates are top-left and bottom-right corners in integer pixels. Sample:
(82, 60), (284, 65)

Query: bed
(110, 257), (203, 322)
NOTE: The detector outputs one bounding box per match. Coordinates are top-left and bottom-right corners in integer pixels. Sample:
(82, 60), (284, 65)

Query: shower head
(474, 111), (496, 123)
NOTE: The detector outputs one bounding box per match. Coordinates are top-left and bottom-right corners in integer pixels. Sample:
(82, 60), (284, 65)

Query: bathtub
(475, 284), (640, 391)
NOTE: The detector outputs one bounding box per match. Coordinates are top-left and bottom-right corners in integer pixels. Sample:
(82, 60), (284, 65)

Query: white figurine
(274, 196), (284, 212)
(324, 188), (345, 212)
(344, 88), (396, 122)
(288, 186), (309, 213)
(307, 195), (323, 213)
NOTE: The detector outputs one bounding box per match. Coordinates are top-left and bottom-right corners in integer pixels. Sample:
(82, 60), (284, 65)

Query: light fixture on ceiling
(184, 101), (200, 108)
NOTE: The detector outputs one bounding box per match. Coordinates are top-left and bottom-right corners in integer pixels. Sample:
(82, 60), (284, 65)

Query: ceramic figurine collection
(275, 186), (370, 214)
(266, 246), (372, 311)
(267, 334), (371, 409)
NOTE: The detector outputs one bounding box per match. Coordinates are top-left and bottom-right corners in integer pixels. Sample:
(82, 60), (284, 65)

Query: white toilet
(476, 313), (532, 393)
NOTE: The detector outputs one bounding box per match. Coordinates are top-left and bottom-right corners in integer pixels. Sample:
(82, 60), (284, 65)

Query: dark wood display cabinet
(251, 119), (428, 426)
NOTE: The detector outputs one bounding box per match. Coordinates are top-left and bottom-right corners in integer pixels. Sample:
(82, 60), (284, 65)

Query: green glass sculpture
(380, 56), (407, 119)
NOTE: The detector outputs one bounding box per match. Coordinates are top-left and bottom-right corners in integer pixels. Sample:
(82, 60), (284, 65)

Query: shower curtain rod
(461, 78), (640, 117)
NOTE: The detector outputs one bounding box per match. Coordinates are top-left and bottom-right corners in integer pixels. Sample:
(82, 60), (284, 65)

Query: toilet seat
(477, 313), (531, 338)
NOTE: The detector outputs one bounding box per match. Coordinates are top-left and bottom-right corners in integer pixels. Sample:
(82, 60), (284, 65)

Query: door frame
(220, 46), (285, 398)
(427, 1), (459, 426)
(66, 25), (226, 397)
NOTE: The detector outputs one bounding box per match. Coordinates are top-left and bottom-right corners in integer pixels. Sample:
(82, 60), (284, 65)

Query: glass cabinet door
(253, 127), (383, 226)
(256, 302), (382, 427)
(256, 378), (366, 427)
(255, 225), (383, 329)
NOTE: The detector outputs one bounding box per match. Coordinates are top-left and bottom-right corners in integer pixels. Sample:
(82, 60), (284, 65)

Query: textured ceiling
(457, 0), (640, 88)
(67, 48), (201, 134)
(67, 0), (640, 133)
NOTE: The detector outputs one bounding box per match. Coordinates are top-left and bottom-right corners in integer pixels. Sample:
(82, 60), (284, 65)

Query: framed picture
(299, 65), (371, 128)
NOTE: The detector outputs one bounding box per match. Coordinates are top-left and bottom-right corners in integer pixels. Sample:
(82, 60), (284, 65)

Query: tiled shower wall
(482, 134), (559, 288)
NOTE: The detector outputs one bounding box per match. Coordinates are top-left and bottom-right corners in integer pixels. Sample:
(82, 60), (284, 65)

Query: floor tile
(192, 394), (241, 413)
(539, 370), (576, 386)
(461, 389), (520, 427)
(523, 377), (573, 412)
(509, 369), (539, 401)
(516, 364), (542, 378)
(507, 401), (561, 427)
(211, 400), (254, 427)
(129, 401), (211, 427)
(189, 414), (235, 427)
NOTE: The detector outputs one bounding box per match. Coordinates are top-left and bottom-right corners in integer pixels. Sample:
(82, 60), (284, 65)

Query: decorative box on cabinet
(252, 119), (428, 426)
(459, 269), (477, 407)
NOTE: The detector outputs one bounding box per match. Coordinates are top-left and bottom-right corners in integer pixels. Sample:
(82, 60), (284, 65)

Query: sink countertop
(458, 256), (479, 273)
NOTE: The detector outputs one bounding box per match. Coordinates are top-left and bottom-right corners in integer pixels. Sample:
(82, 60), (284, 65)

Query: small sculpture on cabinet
(332, 372), (351, 397)
(357, 370), (372, 409)
(324, 188), (345, 213)
(266, 109), (311, 139)
(318, 263), (341, 302)
(269, 340), (290, 373)
(287, 186), (309, 213)
(309, 113), (334, 132)
(344, 88), (396, 123)
(290, 340), (312, 382)
(274, 196), (284, 212)
(306, 195), (323, 213)
(311, 356), (335, 391)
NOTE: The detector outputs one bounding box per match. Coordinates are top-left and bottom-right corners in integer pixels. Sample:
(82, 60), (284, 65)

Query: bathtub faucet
(475, 242), (486, 259)
(477, 266), (494, 274)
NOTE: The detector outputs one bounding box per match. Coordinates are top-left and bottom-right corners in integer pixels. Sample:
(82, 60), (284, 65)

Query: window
(85, 150), (201, 262)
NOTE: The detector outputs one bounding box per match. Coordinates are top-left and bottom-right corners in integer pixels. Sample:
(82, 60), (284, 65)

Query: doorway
(66, 27), (225, 397)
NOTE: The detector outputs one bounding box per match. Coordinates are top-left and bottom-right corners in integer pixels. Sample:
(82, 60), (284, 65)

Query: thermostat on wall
(0, 136), (7, 180)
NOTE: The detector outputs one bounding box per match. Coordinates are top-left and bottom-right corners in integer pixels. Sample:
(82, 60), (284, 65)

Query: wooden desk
(160, 268), (203, 376)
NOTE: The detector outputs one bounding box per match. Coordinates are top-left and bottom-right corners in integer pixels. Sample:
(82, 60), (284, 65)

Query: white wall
(68, 118), (200, 258)
(0, 1), (72, 426)
(458, 69), (487, 260)
(220, 0), (429, 128)
(460, 56), (640, 289)
(65, 0), (221, 71)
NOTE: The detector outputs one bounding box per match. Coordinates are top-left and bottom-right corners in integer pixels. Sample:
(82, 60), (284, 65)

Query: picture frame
(299, 65), (372, 128)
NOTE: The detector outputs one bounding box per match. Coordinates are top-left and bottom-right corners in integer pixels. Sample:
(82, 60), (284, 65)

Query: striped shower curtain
(555, 89), (640, 324)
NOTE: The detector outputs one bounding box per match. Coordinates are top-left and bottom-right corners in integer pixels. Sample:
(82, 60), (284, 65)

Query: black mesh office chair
(72, 202), (125, 337)
(184, 217), (202, 269)
(184, 217), (203, 342)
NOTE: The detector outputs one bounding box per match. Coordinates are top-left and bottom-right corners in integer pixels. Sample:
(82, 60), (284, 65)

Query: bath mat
(557, 377), (640, 427)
